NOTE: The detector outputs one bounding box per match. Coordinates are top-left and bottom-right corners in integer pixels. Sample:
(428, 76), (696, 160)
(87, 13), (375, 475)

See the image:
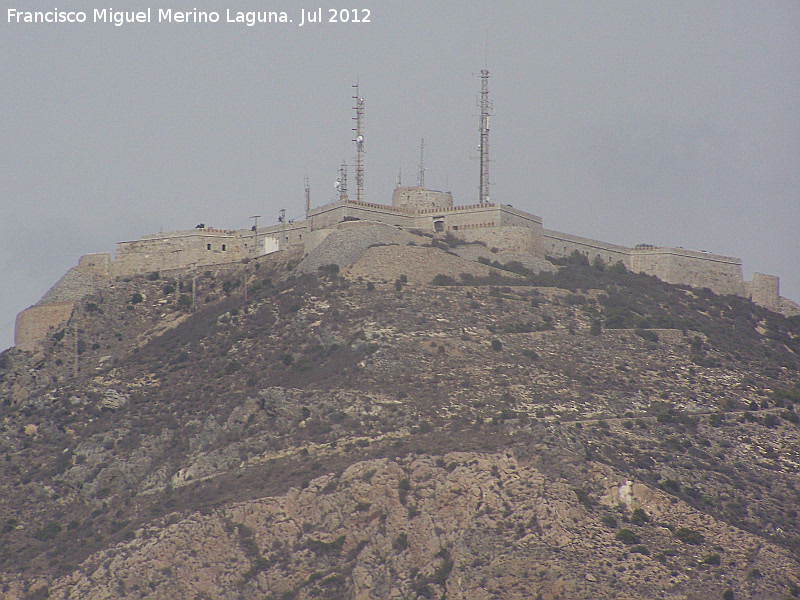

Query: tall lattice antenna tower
(417, 138), (426, 189)
(477, 68), (492, 205)
(336, 161), (348, 202)
(352, 83), (365, 203)
(304, 177), (311, 218)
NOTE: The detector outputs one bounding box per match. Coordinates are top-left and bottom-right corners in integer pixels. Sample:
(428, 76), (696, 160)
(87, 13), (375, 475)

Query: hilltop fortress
(14, 185), (799, 351)
(13, 76), (800, 351)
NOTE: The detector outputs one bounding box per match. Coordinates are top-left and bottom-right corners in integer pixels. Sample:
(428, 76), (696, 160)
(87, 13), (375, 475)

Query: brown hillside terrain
(1, 241), (799, 599)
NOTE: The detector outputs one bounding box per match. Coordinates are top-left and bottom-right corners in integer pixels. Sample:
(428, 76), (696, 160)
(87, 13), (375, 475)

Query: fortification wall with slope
(630, 247), (746, 297)
(14, 302), (75, 352)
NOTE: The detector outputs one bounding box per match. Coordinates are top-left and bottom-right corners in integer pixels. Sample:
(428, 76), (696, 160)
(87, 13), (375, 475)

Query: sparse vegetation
(1, 242), (799, 598)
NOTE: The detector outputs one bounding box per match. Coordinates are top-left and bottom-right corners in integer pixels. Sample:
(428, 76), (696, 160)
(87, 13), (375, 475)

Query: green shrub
(747, 568), (762, 579)
(604, 307), (638, 329)
(631, 508), (649, 525)
(615, 529), (640, 545)
(568, 250), (589, 266)
(674, 527), (704, 545)
(635, 329), (659, 343)
(393, 532), (408, 551)
(601, 515), (618, 528)
(490, 339), (503, 351)
(130, 293), (144, 304)
(630, 544), (650, 555)
(432, 274), (457, 286)
(317, 263), (340, 276)
(398, 478), (411, 505)
(306, 535), (345, 555)
(34, 522), (62, 541)
(609, 260), (627, 274)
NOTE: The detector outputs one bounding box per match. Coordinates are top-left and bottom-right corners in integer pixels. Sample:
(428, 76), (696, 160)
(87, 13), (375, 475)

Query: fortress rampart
(13, 194), (797, 351)
(747, 273), (781, 312)
(543, 229), (631, 267)
(630, 247), (746, 297)
(14, 302), (76, 352)
(112, 229), (251, 277)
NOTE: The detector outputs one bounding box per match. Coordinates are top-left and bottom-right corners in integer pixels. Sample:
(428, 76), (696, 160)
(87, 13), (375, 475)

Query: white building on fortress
(13, 181), (799, 352)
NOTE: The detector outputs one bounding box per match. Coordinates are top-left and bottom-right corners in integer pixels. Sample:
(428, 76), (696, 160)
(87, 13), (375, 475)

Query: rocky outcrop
(6, 452), (796, 599)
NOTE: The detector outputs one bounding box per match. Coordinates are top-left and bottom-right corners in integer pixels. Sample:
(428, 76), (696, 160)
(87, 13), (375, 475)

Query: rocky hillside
(1, 230), (800, 599)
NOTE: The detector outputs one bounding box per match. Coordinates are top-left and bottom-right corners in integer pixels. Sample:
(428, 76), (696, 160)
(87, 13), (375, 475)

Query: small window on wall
(222, 244), (226, 251)
(207, 244), (211, 250)
(434, 219), (444, 233)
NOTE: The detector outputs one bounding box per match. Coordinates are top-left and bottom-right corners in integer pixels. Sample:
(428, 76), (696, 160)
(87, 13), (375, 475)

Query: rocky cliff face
(1, 236), (799, 599)
(9, 452), (800, 600)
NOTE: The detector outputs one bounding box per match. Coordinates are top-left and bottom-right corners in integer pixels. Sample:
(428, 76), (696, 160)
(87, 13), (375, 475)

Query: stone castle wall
(14, 302), (75, 352)
(747, 273), (781, 312)
(630, 247), (746, 297)
(13, 196), (793, 350)
(112, 229), (250, 277)
(392, 187), (453, 212)
(308, 201), (412, 231)
(543, 229), (631, 267)
(38, 253), (113, 306)
(459, 226), (542, 255)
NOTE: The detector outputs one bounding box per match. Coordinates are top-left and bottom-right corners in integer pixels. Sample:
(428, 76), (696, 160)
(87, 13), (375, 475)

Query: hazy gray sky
(2, 2), (799, 350)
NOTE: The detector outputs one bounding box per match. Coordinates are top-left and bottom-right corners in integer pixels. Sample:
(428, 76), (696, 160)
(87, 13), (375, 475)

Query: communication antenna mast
(249, 215), (260, 256)
(477, 68), (492, 205)
(395, 167), (402, 189)
(191, 263), (197, 313)
(352, 83), (364, 203)
(336, 161), (348, 202)
(278, 208), (287, 249)
(304, 177), (311, 218)
(417, 138), (426, 189)
(171, 248), (182, 300)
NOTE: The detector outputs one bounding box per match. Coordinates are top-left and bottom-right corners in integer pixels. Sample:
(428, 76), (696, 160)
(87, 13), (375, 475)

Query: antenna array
(337, 161), (348, 202)
(352, 83), (365, 203)
(417, 138), (426, 189)
(477, 69), (492, 205)
(304, 177), (311, 218)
